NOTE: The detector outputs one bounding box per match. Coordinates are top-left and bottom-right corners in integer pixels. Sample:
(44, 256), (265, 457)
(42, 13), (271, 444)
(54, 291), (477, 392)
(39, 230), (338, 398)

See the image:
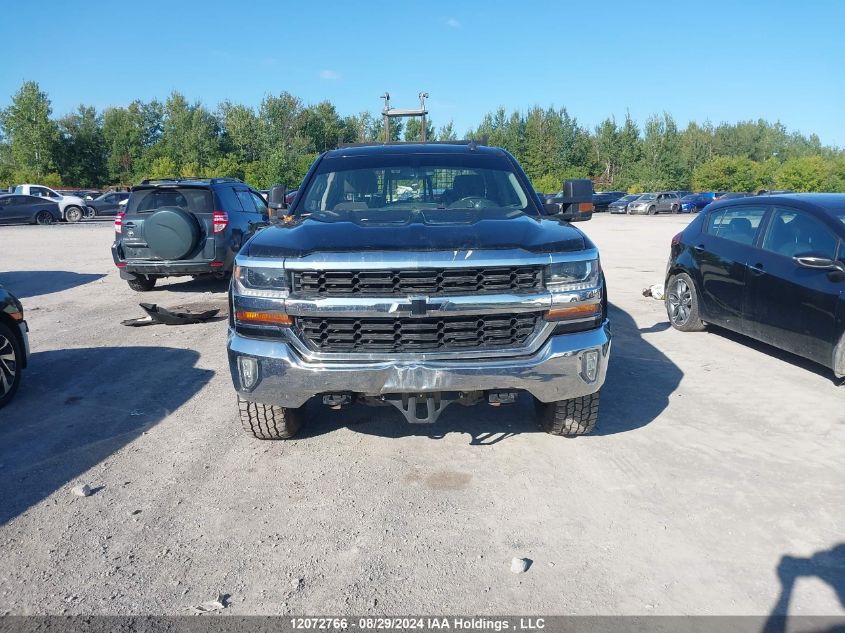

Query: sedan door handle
(748, 263), (765, 276)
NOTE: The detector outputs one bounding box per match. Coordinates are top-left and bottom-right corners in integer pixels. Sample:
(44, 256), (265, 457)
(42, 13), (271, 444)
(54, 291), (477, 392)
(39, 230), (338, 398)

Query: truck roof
(324, 142), (506, 159)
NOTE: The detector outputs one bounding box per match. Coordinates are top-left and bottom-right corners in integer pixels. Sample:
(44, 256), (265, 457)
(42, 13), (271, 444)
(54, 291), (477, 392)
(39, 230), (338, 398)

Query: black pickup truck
(227, 142), (611, 439)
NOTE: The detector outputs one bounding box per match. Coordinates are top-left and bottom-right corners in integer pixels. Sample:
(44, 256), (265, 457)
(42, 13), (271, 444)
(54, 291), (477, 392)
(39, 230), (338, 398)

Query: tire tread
(238, 396), (303, 440)
(538, 391), (600, 436)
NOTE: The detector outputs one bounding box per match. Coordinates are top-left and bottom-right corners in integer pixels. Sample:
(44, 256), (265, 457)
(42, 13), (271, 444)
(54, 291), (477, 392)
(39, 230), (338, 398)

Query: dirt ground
(0, 214), (842, 617)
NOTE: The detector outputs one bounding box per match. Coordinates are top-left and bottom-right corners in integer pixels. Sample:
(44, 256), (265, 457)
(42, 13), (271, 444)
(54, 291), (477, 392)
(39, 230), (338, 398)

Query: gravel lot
(0, 214), (842, 617)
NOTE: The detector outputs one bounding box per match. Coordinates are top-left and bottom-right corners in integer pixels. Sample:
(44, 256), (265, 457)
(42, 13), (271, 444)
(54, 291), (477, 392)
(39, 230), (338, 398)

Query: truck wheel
(127, 276), (157, 292)
(238, 395), (304, 439)
(0, 320), (23, 409)
(666, 273), (705, 332)
(537, 391), (600, 436)
(64, 206), (83, 223)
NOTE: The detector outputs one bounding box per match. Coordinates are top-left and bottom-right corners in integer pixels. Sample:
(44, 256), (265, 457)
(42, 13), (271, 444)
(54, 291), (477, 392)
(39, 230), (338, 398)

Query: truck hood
(246, 208), (588, 258)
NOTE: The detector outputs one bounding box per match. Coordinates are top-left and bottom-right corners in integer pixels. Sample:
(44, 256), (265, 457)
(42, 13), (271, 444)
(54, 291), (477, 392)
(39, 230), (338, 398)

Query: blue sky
(1, 0), (843, 146)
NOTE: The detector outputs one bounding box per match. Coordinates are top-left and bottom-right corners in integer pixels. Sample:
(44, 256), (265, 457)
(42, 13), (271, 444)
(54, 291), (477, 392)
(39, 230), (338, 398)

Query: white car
(12, 184), (88, 223)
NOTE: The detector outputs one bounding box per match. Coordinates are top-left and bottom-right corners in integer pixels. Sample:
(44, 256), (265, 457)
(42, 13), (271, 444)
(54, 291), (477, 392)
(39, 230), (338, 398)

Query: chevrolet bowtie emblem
(409, 297), (440, 316)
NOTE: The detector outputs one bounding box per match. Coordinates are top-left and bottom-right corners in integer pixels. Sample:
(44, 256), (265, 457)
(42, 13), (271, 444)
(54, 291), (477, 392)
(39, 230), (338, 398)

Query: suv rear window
(128, 187), (213, 214)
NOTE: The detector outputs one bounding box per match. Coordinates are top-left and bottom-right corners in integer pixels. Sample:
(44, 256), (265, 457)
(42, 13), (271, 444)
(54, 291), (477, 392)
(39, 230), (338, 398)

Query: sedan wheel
(0, 325), (20, 407)
(64, 206), (83, 223)
(668, 278), (692, 325)
(35, 210), (56, 225)
(666, 273), (706, 332)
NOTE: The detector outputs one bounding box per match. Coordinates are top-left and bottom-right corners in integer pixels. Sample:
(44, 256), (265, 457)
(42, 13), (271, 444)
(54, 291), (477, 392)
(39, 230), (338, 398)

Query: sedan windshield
(296, 153), (533, 220)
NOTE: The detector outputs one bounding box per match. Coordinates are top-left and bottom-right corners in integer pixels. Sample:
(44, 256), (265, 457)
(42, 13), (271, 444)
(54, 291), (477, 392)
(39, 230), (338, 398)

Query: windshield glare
(297, 157), (531, 218)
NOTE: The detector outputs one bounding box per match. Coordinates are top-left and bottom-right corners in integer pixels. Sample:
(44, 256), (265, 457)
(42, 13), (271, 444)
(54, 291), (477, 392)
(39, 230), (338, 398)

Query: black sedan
(665, 194), (845, 376)
(0, 285), (29, 408)
(0, 194), (61, 225)
(85, 191), (130, 218)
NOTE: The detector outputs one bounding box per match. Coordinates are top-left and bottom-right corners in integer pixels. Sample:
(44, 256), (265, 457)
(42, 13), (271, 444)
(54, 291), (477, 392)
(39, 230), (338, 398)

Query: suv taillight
(114, 211), (125, 234)
(212, 211), (229, 234)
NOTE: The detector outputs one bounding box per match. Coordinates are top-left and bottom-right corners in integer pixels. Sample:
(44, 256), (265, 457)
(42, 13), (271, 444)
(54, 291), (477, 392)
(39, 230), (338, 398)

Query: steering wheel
(448, 196), (494, 209)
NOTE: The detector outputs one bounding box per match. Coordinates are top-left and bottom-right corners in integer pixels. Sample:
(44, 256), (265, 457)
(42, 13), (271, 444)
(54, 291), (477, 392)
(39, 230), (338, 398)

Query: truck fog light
(238, 356), (259, 391)
(581, 350), (599, 383)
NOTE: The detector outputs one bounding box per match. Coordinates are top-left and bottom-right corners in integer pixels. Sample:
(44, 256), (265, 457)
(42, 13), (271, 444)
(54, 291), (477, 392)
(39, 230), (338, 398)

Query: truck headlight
(545, 258), (600, 292)
(234, 264), (289, 299)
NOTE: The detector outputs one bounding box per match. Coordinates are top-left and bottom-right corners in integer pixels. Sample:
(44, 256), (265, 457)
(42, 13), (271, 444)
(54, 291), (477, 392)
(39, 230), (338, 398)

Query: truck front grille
(291, 267), (543, 296)
(296, 313), (540, 353)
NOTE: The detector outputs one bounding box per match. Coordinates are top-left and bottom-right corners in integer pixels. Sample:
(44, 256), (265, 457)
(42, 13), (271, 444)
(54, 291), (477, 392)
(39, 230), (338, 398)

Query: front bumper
(227, 320), (611, 409)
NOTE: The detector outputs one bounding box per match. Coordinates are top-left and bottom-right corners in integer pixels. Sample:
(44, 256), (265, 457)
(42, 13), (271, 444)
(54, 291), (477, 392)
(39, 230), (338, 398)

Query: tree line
(1, 80), (843, 194)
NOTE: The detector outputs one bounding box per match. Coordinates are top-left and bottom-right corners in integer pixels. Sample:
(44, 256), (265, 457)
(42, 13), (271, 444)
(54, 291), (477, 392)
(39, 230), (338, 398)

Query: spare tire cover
(144, 207), (201, 260)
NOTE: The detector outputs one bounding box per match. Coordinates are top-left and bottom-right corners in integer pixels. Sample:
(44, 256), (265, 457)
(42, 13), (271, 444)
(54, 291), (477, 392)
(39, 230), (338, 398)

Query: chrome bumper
(227, 320), (611, 409)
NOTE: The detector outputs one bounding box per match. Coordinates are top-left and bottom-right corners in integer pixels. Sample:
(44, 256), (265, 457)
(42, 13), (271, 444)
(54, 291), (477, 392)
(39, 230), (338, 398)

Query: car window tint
(236, 190), (258, 213)
(250, 192), (267, 215)
(762, 207), (838, 259)
(708, 206), (766, 245)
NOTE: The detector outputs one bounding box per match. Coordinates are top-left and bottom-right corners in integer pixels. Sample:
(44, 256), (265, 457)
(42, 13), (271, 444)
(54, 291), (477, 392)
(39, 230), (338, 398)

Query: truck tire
(537, 391), (600, 436)
(127, 276), (157, 292)
(238, 395), (304, 439)
(64, 206), (84, 223)
(666, 272), (706, 332)
(0, 320), (23, 410)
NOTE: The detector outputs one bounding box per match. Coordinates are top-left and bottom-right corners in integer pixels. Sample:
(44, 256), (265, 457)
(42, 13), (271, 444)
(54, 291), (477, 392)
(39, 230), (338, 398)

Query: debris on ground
(122, 303), (220, 327)
(642, 284), (665, 300)
(510, 557), (531, 573)
(190, 593), (229, 614)
(71, 484), (93, 497)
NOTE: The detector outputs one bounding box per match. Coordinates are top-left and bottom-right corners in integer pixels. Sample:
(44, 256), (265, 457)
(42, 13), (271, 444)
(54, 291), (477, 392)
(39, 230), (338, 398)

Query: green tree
(0, 81), (60, 179)
(692, 156), (762, 191)
(637, 113), (687, 190)
(403, 117), (436, 142)
(438, 121), (457, 141)
(147, 156), (177, 179)
(775, 156), (832, 192)
(102, 105), (146, 184)
(56, 105), (107, 186)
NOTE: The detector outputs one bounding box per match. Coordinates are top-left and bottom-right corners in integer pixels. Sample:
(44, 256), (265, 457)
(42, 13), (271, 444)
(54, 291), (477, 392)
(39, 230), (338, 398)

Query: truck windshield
(296, 153), (533, 219)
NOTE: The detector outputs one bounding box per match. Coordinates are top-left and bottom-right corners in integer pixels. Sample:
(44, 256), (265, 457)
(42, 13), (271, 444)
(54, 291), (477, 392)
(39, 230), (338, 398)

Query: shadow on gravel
(0, 346), (214, 526)
(0, 270), (106, 299)
(763, 543), (845, 633)
(300, 302), (682, 442)
(597, 303), (683, 435)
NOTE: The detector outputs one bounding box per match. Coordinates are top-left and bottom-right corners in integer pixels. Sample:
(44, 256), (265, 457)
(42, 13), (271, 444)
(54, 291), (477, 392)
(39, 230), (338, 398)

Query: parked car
(12, 184), (87, 223)
(628, 192), (681, 215)
(0, 194), (61, 225)
(713, 192), (752, 202)
(608, 194), (642, 214)
(228, 142), (609, 439)
(86, 191), (130, 218)
(592, 191), (626, 212)
(665, 194), (845, 376)
(680, 192), (715, 213)
(112, 177), (270, 291)
(0, 284), (29, 409)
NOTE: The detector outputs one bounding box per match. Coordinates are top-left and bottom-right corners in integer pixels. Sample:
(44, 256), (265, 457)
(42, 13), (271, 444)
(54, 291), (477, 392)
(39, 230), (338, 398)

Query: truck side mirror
(561, 178), (593, 201)
(267, 184), (290, 219)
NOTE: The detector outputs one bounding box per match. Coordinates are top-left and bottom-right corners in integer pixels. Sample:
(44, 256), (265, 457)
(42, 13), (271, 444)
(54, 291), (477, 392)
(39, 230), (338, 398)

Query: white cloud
(319, 69), (340, 80)
(445, 17), (461, 28)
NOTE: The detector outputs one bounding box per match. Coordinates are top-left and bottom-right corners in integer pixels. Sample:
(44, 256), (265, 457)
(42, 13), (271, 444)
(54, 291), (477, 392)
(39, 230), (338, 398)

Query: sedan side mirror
(793, 254), (845, 273)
